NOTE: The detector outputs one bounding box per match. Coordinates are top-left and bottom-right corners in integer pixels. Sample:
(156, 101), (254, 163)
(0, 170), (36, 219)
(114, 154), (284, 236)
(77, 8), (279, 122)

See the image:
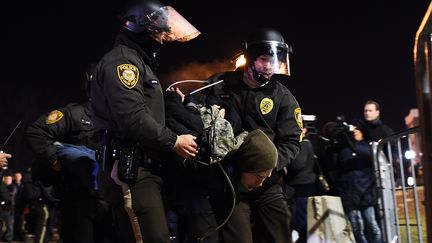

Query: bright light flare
(235, 54), (246, 69)
(404, 150), (416, 160)
(407, 177), (414, 186)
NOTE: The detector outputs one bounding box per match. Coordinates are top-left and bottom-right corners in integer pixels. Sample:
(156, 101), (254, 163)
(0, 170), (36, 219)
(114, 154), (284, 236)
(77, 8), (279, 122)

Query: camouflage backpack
(199, 104), (248, 164)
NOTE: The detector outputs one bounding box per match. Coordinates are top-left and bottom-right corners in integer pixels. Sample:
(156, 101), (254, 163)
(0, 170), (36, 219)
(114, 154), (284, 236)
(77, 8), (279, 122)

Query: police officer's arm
(275, 95), (302, 171)
(289, 143), (308, 171)
(25, 108), (72, 167)
(102, 61), (197, 158)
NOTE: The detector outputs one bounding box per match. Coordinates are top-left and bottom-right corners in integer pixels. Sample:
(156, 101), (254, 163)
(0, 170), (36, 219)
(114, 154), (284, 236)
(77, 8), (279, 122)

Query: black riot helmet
(121, 0), (200, 43)
(243, 28), (292, 85)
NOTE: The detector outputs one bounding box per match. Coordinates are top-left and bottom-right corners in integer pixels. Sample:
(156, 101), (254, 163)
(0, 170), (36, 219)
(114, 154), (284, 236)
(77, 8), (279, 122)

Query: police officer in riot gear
(206, 28), (302, 243)
(90, 0), (200, 242)
(243, 28), (292, 86)
(25, 66), (115, 243)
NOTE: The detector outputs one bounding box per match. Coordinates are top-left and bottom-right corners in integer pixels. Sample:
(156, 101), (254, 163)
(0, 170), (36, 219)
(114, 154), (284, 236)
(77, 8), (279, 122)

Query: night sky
(2, 0), (431, 172)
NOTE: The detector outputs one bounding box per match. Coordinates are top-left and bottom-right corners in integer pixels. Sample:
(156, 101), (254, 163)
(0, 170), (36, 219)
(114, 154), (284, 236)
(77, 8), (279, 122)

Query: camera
(335, 115), (355, 132)
(326, 115), (356, 149)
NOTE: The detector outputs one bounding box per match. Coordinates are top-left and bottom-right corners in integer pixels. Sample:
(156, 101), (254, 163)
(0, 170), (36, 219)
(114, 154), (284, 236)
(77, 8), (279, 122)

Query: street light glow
(404, 150), (416, 160)
(235, 54), (246, 68)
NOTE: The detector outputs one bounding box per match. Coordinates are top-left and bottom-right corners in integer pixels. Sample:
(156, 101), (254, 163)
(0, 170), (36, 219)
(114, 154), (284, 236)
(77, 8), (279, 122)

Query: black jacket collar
(114, 29), (160, 70)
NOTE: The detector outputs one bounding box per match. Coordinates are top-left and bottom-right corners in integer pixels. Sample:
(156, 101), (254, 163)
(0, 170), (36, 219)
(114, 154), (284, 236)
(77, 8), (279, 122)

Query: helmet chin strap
(251, 65), (270, 86)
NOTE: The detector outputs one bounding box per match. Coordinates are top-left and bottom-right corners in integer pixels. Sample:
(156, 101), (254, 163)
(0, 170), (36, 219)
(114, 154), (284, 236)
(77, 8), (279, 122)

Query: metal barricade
(372, 127), (425, 243)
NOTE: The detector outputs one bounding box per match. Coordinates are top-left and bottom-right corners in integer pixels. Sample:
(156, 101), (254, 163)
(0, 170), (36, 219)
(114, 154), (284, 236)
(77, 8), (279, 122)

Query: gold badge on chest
(260, 97), (274, 115)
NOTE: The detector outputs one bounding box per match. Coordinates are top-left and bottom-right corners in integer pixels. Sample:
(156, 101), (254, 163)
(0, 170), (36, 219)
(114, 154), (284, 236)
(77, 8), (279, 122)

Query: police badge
(260, 97), (274, 115)
(117, 64), (140, 89)
(46, 110), (64, 125)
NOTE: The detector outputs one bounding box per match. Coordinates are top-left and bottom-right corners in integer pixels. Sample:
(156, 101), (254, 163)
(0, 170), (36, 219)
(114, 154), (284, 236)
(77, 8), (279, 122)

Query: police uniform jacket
(210, 69), (302, 184)
(25, 102), (94, 167)
(91, 31), (177, 161)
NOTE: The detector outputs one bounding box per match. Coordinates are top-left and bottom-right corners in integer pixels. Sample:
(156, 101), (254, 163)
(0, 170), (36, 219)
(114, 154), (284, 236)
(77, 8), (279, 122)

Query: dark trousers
(179, 197), (219, 243)
(130, 167), (170, 243)
(170, 162), (227, 243)
(97, 168), (136, 243)
(0, 210), (14, 242)
(13, 209), (25, 241)
(98, 166), (171, 243)
(183, 183), (293, 243)
(292, 197), (308, 243)
(60, 198), (114, 243)
(219, 183), (293, 243)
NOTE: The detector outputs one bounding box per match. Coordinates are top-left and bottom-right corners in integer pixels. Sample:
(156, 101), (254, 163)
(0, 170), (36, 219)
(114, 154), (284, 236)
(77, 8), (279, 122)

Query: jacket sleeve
(101, 60), (177, 151)
(25, 107), (73, 165)
(275, 93), (302, 171)
(289, 140), (313, 171)
(165, 91), (204, 138)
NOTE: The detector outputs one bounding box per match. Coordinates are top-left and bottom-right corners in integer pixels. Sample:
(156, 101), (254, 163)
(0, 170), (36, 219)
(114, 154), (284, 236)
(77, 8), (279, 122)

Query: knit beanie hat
(227, 129), (278, 173)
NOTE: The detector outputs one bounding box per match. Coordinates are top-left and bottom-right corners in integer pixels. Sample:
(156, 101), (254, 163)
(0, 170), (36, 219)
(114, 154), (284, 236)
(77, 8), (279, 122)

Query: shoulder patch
(46, 110), (64, 124)
(260, 97), (274, 115)
(117, 64), (139, 89)
(294, 108), (304, 142)
(294, 108), (303, 130)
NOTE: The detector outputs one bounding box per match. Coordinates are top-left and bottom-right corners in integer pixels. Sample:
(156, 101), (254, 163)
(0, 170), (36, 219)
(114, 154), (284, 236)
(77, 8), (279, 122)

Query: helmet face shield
(246, 41), (291, 83)
(145, 6), (200, 43)
(242, 28), (292, 85)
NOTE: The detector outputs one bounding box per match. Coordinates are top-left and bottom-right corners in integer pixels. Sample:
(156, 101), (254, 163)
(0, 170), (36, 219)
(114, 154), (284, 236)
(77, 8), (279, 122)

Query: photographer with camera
(319, 118), (382, 243)
(314, 116), (355, 194)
